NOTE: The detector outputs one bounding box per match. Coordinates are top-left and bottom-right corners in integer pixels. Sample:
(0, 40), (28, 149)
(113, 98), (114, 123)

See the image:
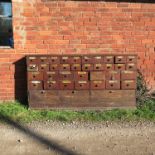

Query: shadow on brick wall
(14, 57), (28, 106)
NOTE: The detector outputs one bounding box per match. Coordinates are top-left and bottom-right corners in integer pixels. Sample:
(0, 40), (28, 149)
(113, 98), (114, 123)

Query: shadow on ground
(0, 114), (81, 155)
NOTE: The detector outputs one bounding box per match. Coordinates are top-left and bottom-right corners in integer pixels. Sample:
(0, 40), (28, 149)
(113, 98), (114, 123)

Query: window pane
(0, 2), (13, 47)
(0, 2), (12, 16)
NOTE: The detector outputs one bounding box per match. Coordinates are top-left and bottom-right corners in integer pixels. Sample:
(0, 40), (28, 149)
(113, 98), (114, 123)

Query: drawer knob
(110, 84), (113, 87)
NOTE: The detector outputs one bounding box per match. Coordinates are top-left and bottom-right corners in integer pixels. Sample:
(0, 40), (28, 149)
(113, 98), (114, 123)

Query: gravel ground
(0, 121), (155, 155)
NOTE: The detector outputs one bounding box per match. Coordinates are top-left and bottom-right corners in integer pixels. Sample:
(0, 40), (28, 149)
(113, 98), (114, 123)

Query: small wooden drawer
(28, 72), (43, 80)
(121, 80), (136, 90)
(50, 64), (60, 71)
(28, 81), (43, 90)
(115, 55), (126, 64)
(59, 71), (73, 80)
(71, 64), (81, 71)
(70, 56), (81, 64)
(49, 56), (60, 64)
(93, 56), (104, 63)
(126, 63), (137, 71)
(106, 80), (120, 90)
(60, 56), (72, 64)
(90, 71), (105, 81)
(106, 71), (120, 80)
(59, 81), (74, 90)
(44, 81), (59, 90)
(105, 64), (114, 71)
(90, 81), (105, 90)
(93, 64), (105, 71)
(82, 64), (93, 71)
(82, 56), (93, 64)
(27, 64), (38, 72)
(44, 71), (58, 81)
(39, 64), (49, 71)
(38, 56), (49, 64)
(127, 55), (137, 63)
(121, 71), (137, 80)
(104, 56), (114, 64)
(27, 56), (38, 64)
(75, 81), (89, 90)
(59, 64), (70, 71)
(114, 64), (126, 71)
(74, 71), (88, 81)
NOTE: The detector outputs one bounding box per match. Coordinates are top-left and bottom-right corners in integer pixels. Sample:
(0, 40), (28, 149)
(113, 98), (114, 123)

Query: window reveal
(0, 1), (13, 47)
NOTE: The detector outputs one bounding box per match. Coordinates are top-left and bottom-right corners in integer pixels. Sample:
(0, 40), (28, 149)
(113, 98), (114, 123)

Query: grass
(0, 99), (155, 123)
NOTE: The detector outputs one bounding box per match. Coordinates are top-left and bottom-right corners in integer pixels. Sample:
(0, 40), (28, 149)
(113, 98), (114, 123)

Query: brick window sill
(0, 46), (12, 49)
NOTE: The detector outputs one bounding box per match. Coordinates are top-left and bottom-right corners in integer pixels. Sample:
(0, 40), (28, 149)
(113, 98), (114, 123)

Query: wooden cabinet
(27, 54), (137, 109)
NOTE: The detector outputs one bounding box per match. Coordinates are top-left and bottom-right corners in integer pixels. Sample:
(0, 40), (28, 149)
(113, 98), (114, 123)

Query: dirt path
(0, 121), (155, 155)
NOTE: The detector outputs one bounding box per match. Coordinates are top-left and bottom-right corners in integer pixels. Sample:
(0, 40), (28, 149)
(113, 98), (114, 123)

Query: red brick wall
(0, 0), (155, 102)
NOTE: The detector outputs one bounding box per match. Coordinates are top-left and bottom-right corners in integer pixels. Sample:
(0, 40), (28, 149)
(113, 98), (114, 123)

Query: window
(0, 0), (13, 47)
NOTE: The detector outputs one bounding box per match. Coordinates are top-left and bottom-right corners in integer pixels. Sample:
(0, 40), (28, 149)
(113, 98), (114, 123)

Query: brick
(142, 39), (154, 44)
(117, 3), (129, 8)
(0, 0), (155, 102)
(22, 12), (36, 17)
